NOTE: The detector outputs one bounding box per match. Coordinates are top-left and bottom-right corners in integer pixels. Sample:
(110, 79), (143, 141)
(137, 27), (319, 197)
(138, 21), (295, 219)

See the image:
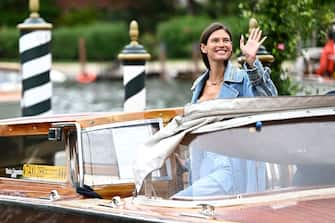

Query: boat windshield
(143, 114), (335, 201)
(81, 119), (168, 186)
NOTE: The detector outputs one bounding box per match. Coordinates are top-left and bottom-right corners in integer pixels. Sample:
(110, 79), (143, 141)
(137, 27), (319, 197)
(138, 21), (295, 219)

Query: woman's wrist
(246, 56), (256, 68)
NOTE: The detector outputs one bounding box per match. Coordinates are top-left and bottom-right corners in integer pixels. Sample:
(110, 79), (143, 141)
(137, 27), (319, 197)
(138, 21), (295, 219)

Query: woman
(176, 22), (277, 197)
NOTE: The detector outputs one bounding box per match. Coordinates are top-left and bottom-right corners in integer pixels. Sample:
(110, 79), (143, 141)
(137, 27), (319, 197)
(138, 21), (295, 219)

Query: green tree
(0, 0), (61, 27)
(201, 0), (256, 19)
(0, 0), (28, 27)
(240, 0), (335, 95)
(104, 0), (179, 32)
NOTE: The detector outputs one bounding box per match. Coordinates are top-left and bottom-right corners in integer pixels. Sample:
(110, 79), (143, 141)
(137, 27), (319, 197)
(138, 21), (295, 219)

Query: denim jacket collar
(191, 61), (243, 91)
(191, 61), (244, 102)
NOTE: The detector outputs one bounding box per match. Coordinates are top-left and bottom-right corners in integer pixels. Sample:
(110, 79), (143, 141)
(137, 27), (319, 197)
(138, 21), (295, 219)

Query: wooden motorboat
(1, 96), (335, 223)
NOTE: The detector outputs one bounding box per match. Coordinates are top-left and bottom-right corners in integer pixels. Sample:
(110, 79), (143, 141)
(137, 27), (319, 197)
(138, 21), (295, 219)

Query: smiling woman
(193, 22), (277, 103)
(186, 22), (278, 197)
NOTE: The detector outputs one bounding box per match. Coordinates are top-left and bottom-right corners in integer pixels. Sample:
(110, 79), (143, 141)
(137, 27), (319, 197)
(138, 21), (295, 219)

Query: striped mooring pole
(17, 0), (53, 116)
(118, 20), (151, 112)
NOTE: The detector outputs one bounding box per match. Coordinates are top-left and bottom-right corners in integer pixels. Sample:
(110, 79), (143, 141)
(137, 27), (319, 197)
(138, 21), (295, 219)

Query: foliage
(56, 7), (99, 26)
(0, 1), (178, 32)
(1, 0), (334, 71)
(157, 16), (211, 58)
(0, 22), (127, 61)
(51, 27), (81, 60)
(104, 0), (180, 32)
(40, 0), (62, 26)
(220, 16), (249, 54)
(240, 0), (335, 95)
(157, 16), (248, 59)
(0, 28), (19, 60)
(139, 32), (159, 60)
(201, 0), (256, 19)
(53, 22), (128, 61)
(0, 0), (61, 27)
(0, 0), (28, 27)
(83, 22), (128, 61)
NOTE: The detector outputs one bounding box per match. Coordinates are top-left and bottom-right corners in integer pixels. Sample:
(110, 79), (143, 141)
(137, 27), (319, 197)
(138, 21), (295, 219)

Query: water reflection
(53, 78), (192, 114)
(2, 73), (335, 118)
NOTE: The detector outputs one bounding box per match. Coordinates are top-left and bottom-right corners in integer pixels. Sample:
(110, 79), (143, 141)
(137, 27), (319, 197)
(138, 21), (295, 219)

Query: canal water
(53, 78), (193, 114)
(2, 73), (335, 118)
(52, 77), (335, 115)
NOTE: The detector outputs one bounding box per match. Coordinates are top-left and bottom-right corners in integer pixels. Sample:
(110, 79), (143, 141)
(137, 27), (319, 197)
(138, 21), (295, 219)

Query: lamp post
(118, 20), (151, 112)
(17, 0), (53, 116)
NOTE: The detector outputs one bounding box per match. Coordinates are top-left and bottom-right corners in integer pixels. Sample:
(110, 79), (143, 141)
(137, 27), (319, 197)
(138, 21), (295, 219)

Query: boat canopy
(133, 95), (335, 192)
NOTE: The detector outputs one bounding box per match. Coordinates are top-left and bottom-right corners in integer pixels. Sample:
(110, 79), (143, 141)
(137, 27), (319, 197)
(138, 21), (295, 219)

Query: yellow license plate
(23, 164), (66, 181)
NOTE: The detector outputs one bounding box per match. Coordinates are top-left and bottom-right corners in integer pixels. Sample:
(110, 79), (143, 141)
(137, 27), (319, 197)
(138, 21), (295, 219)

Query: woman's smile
(214, 47), (229, 55)
(201, 29), (233, 62)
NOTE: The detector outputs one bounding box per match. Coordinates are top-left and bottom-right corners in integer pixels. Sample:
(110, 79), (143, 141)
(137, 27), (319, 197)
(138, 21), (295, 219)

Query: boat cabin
(134, 96), (335, 202)
(0, 108), (182, 199)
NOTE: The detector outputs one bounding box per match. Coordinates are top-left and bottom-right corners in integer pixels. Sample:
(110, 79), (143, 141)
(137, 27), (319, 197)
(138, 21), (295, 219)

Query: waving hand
(240, 27), (267, 67)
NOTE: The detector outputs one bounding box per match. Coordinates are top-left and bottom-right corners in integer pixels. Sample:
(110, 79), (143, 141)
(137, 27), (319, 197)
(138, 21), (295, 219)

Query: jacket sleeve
(243, 59), (278, 96)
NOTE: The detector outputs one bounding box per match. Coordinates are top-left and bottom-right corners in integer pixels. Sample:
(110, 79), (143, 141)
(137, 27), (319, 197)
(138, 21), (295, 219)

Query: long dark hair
(199, 22), (232, 69)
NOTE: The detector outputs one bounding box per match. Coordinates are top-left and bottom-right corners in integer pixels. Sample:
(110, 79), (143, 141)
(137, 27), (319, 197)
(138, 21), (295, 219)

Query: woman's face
(200, 29), (232, 64)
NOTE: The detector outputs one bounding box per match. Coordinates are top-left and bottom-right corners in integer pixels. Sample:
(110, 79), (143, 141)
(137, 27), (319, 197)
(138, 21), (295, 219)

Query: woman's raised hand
(240, 27), (267, 67)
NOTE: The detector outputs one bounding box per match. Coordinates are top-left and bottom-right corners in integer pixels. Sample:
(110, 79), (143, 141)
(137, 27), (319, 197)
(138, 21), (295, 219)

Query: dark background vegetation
(0, 0), (334, 95)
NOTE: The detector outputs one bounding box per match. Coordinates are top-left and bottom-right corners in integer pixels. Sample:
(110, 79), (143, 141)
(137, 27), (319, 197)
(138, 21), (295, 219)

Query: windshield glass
(81, 119), (165, 186)
(144, 115), (335, 200)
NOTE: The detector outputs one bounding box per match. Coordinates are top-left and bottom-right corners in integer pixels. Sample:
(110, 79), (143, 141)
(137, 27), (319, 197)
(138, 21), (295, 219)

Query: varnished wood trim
(0, 178), (78, 199)
(0, 108), (183, 136)
(78, 107), (183, 128)
(0, 123), (51, 136)
(93, 183), (135, 199)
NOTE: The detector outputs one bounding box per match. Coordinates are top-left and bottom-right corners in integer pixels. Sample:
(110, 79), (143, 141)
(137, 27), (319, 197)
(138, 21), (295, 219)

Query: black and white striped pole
(118, 20), (151, 112)
(17, 0), (52, 116)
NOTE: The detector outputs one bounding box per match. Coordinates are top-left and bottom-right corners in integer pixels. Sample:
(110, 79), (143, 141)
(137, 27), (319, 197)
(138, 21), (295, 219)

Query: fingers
(240, 34), (245, 49)
(249, 27), (263, 42)
(255, 29), (262, 41)
(249, 27), (257, 40)
(259, 36), (267, 45)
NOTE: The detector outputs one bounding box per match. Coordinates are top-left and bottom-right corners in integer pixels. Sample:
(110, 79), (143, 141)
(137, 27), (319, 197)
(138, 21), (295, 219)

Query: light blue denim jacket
(177, 60), (277, 197)
(191, 60), (277, 102)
